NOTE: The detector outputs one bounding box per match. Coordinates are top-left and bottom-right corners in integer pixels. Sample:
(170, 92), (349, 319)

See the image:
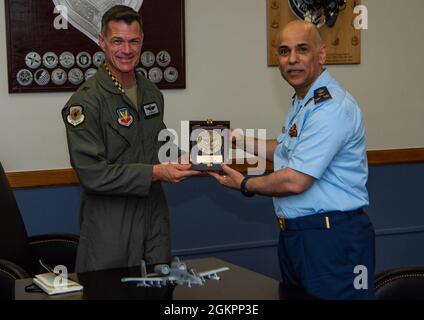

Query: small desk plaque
(189, 120), (230, 171)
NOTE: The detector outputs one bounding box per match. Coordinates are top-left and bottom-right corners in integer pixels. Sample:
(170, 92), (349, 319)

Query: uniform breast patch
(117, 107), (134, 127)
(143, 103), (160, 118)
(67, 106), (85, 127)
(289, 124), (298, 137)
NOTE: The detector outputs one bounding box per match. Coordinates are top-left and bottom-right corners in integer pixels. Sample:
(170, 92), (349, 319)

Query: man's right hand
(152, 163), (201, 184)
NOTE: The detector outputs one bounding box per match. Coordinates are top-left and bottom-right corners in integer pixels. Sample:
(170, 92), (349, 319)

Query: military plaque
(267, 0), (361, 66)
(6, 0), (186, 93)
(189, 120), (230, 171)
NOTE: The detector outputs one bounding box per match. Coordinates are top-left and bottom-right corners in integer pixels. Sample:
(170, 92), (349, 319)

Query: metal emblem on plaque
(52, 68), (68, 85)
(25, 52), (42, 69)
(196, 130), (223, 155)
(85, 68), (97, 81)
(16, 69), (33, 86)
(148, 67), (163, 83)
(34, 69), (51, 86)
(156, 50), (171, 67)
(93, 51), (105, 68)
(76, 52), (92, 68)
(164, 67), (179, 83)
(60, 51), (75, 69)
(68, 68), (84, 85)
(42, 52), (59, 69)
(141, 51), (155, 67)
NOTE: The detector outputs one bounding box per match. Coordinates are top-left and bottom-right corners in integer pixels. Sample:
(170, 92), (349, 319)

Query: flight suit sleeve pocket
(105, 123), (130, 163)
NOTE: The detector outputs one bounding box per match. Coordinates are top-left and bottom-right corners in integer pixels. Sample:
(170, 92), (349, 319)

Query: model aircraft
(121, 257), (230, 288)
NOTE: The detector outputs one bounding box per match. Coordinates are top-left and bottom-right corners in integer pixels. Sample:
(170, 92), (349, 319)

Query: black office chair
(0, 162), (79, 300)
(375, 266), (424, 300)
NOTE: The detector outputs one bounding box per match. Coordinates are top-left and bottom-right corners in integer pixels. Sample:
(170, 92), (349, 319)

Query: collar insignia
(289, 124), (298, 137)
(104, 62), (125, 94)
(117, 107), (134, 127)
(67, 106), (85, 127)
(314, 86), (332, 104)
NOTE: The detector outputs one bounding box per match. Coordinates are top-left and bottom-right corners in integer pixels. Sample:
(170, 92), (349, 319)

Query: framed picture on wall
(267, 0), (361, 66)
(5, 0), (186, 93)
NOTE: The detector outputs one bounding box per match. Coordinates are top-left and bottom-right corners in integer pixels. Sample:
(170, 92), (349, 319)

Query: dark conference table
(15, 257), (281, 300)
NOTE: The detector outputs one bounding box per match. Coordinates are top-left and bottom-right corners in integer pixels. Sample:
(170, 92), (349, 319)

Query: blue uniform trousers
(278, 209), (375, 300)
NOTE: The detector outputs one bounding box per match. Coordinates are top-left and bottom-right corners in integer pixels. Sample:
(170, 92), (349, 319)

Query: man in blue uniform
(209, 20), (375, 299)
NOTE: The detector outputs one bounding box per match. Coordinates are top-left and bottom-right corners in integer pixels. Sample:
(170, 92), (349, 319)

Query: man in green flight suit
(62, 6), (198, 272)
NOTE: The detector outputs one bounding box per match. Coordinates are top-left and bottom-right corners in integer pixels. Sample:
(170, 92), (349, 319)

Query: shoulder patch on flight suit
(66, 105), (85, 127)
(116, 107), (134, 127)
(314, 87), (332, 104)
(142, 102), (160, 119)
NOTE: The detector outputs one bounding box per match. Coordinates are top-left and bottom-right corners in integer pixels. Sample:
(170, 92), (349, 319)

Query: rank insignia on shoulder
(117, 107), (134, 127)
(143, 103), (160, 118)
(67, 106), (85, 127)
(314, 86), (332, 104)
(289, 124), (298, 137)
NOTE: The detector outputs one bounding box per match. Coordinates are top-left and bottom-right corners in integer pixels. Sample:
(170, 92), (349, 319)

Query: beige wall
(0, 0), (423, 171)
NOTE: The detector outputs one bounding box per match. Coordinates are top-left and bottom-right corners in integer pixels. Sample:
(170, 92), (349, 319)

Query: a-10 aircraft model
(121, 257), (230, 288)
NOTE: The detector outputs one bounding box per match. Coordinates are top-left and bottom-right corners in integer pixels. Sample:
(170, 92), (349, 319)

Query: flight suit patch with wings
(143, 103), (160, 119)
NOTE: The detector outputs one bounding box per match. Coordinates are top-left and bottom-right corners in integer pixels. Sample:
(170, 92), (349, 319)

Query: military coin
(156, 51), (171, 67)
(60, 51), (75, 68)
(34, 69), (51, 86)
(16, 69), (33, 86)
(92, 51), (105, 67)
(51, 68), (68, 85)
(148, 67), (163, 83)
(141, 51), (155, 67)
(68, 68), (84, 85)
(76, 52), (92, 68)
(164, 67), (179, 83)
(42, 52), (59, 69)
(85, 68), (97, 80)
(25, 52), (42, 69)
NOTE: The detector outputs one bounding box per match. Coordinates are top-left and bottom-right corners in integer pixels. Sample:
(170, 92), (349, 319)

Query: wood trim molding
(7, 168), (79, 189)
(6, 148), (424, 189)
(367, 148), (424, 166)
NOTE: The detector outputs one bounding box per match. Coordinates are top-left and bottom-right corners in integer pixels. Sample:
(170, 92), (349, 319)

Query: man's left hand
(208, 164), (244, 190)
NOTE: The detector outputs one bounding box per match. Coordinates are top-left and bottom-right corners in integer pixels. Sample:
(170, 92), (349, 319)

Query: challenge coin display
(6, 0), (186, 93)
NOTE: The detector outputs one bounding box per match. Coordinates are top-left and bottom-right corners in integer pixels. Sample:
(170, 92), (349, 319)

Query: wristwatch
(240, 176), (255, 197)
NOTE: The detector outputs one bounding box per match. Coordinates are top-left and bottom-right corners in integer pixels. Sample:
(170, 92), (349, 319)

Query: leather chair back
(0, 162), (36, 274)
(375, 266), (424, 300)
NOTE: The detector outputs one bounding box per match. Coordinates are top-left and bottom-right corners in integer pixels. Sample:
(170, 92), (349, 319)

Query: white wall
(1, 0), (423, 172)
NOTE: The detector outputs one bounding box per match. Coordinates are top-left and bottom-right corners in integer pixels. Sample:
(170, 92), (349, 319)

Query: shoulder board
(314, 86), (332, 104)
